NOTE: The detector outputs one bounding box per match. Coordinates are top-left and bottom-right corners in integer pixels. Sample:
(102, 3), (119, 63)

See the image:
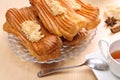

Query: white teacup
(99, 39), (120, 77)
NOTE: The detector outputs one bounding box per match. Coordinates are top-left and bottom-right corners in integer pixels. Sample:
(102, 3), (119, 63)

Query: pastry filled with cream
(3, 7), (62, 61)
(68, 0), (100, 30)
(30, 0), (88, 41)
(3, 0), (101, 61)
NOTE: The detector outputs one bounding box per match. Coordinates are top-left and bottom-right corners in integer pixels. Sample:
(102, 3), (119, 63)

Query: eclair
(3, 7), (62, 61)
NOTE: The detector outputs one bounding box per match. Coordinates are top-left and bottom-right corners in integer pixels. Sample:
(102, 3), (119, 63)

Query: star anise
(105, 17), (117, 27)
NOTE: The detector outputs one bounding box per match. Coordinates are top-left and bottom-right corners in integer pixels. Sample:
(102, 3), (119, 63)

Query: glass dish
(8, 28), (97, 64)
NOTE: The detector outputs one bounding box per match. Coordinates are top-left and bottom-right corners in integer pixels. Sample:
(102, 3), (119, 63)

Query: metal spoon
(37, 58), (109, 77)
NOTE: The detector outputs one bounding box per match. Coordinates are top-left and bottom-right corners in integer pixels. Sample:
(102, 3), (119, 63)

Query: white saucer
(86, 51), (120, 80)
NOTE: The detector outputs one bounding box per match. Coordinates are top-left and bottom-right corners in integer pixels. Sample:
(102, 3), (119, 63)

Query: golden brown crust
(3, 0), (101, 61)
(4, 7), (62, 61)
(30, 0), (87, 41)
(75, 0), (101, 30)
(62, 29), (88, 46)
(3, 22), (18, 36)
(62, 0), (100, 30)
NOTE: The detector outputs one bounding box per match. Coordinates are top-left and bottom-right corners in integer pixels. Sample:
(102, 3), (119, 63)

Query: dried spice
(110, 23), (120, 33)
(105, 17), (117, 27)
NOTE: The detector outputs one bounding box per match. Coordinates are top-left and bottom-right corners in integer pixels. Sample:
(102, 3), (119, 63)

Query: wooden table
(0, 0), (120, 80)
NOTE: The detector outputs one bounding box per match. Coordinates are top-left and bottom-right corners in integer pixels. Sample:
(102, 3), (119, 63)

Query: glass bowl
(8, 28), (96, 64)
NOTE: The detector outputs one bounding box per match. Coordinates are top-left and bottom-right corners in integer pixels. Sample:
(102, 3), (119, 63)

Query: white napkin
(86, 51), (120, 80)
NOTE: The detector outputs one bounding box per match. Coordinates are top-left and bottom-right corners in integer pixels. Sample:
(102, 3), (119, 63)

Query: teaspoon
(37, 58), (109, 77)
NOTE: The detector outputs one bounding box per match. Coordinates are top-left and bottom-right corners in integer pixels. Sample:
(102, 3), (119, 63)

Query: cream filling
(65, 0), (81, 10)
(45, 0), (67, 16)
(21, 21), (44, 42)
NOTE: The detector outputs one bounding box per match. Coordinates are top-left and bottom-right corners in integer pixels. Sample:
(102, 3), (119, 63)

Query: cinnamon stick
(110, 23), (120, 33)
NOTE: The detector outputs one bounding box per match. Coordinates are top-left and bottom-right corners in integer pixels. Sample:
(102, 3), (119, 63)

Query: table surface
(0, 0), (120, 80)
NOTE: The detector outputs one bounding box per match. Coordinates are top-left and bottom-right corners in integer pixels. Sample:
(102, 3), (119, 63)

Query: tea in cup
(111, 50), (120, 63)
(99, 39), (120, 77)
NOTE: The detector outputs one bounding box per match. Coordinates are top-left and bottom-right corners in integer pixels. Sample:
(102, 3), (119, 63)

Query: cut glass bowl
(8, 28), (97, 64)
